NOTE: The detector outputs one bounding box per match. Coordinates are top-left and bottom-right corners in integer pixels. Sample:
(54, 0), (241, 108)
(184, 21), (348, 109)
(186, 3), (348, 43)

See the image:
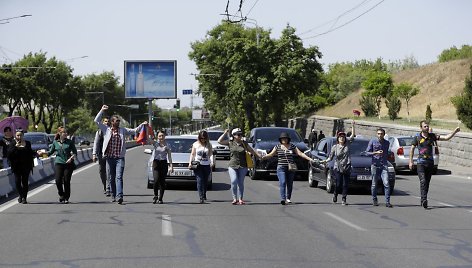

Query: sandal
(232, 199), (238, 205)
(238, 200), (246, 205)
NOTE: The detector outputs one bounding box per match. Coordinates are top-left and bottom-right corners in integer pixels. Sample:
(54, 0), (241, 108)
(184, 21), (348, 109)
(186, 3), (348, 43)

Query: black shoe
(386, 203), (393, 208)
(59, 197), (65, 203)
(117, 198), (123, 204)
(158, 200), (163, 204)
(422, 200), (428, 209)
(22, 198), (27, 204)
(342, 198), (347, 206)
(372, 199), (379, 206)
(111, 198), (116, 202)
(280, 200), (286, 205)
(64, 200), (69, 204)
(153, 196), (158, 204)
(203, 195), (207, 201)
(18, 197), (22, 203)
(105, 192), (111, 197)
(199, 199), (204, 204)
(332, 195), (337, 203)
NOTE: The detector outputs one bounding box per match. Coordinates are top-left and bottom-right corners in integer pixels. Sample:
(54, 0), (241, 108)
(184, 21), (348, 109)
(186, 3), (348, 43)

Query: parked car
(24, 132), (50, 151)
(309, 137), (396, 195)
(388, 135), (439, 174)
(47, 133), (56, 144)
(247, 127), (310, 180)
(75, 136), (91, 146)
(207, 130), (230, 160)
(146, 135), (212, 190)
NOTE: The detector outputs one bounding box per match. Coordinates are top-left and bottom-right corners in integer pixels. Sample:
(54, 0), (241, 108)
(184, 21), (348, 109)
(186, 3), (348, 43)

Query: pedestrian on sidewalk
(149, 130), (173, 204)
(7, 129), (36, 204)
(217, 128), (262, 205)
(262, 132), (315, 205)
(94, 105), (147, 205)
(321, 121), (356, 206)
(409, 120), (460, 209)
(189, 130), (214, 204)
(45, 127), (77, 204)
(92, 117), (111, 196)
(366, 128), (393, 208)
(308, 129), (318, 150)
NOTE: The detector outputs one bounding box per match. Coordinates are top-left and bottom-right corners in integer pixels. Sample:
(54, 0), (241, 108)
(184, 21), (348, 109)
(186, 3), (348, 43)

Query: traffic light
(175, 99), (180, 111)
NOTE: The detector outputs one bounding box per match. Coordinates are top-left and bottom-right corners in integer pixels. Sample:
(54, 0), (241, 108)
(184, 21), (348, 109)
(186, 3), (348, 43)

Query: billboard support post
(148, 99), (152, 127)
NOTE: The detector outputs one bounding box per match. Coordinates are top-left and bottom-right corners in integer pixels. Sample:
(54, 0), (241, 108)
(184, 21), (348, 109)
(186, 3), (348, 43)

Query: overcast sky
(1, 0), (471, 108)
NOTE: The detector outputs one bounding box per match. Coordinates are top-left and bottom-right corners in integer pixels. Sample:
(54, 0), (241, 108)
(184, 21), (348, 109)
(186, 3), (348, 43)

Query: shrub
(425, 104), (432, 121)
(359, 95), (378, 117)
(452, 64), (472, 129)
(385, 94), (402, 120)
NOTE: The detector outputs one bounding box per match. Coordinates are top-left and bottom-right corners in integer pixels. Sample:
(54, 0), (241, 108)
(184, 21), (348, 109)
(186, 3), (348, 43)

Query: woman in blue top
(45, 127), (77, 204)
(262, 132), (315, 205)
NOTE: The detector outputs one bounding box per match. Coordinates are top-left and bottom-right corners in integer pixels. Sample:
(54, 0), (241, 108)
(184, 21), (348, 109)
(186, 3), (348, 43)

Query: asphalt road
(1, 146), (471, 268)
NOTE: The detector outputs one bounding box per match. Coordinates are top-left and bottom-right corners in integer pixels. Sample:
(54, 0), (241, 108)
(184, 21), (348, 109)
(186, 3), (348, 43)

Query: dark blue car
(247, 127), (310, 180)
(309, 137), (396, 194)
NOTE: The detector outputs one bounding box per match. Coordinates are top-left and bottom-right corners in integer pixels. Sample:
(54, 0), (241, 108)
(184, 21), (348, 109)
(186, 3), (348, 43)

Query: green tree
(452, 64), (472, 129)
(425, 104), (432, 121)
(438, 45), (472, 62)
(359, 95), (378, 117)
(361, 71), (393, 119)
(393, 82), (420, 122)
(385, 94), (402, 120)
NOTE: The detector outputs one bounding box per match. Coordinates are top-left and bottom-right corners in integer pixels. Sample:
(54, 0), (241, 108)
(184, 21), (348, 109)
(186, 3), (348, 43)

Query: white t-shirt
(194, 144), (212, 165)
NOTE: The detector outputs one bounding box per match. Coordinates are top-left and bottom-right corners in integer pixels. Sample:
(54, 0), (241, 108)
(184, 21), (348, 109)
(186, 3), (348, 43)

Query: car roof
(166, 135), (197, 140)
(24, 132), (48, 136)
(252, 127), (294, 131)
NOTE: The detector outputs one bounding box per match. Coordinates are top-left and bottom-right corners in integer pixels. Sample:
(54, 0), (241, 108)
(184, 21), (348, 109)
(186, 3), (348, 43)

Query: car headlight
(387, 166), (395, 173)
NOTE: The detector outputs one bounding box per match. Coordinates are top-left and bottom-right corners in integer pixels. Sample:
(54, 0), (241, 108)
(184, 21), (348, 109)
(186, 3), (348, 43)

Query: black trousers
(334, 170), (350, 199)
(14, 170), (30, 199)
(153, 160), (168, 200)
(98, 156), (108, 191)
(417, 162), (434, 202)
(55, 163), (74, 200)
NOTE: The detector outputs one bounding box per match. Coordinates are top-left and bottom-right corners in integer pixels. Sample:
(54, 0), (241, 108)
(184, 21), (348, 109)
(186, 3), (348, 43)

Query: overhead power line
(302, 0), (385, 40)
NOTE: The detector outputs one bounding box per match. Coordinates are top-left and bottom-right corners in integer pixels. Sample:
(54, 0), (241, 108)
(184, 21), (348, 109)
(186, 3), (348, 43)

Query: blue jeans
(106, 157), (125, 199)
(276, 165), (295, 201)
(371, 164), (390, 203)
(194, 164), (211, 199)
(228, 167), (247, 200)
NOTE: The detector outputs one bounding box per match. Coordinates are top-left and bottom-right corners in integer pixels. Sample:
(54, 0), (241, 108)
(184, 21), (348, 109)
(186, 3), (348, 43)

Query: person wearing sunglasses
(93, 117), (111, 196)
(189, 130), (214, 204)
(7, 129), (36, 204)
(218, 128), (262, 205)
(366, 128), (392, 208)
(94, 105), (148, 205)
(1, 127), (14, 169)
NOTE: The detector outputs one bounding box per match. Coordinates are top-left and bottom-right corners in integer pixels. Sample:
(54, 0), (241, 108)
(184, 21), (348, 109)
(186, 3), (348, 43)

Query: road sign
(182, 89), (193, 95)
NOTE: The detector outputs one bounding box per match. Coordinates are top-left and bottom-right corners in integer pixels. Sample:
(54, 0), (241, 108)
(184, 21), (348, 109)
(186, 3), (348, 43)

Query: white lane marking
(162, 215), (173, 236)
(266, 183), (279, 190)
(0, 162), (97, 213)
(437, 202), (455, 207)
(324, 212), (367, 231)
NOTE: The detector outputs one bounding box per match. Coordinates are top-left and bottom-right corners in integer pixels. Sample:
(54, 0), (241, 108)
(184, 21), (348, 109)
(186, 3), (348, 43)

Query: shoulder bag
(241, 141), (254, 168)
(284, 145), (298, 171)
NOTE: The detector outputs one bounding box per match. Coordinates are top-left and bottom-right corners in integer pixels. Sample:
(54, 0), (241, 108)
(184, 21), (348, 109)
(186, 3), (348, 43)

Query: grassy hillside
(316, 58), (472, 121)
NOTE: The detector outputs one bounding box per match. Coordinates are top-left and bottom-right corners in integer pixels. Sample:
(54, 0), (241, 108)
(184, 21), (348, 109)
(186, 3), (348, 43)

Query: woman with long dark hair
(7, 129), (36, 204)
(188, 130), (214, 204)
(149, 130), (173, 204)
(46, 127), (77, 203)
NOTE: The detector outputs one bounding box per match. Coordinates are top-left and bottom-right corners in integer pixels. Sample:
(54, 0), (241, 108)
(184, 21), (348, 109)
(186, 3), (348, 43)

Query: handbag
(189, 160), (200, 170)
(241, 142), (254, 168)
(284, 145), (298, 171)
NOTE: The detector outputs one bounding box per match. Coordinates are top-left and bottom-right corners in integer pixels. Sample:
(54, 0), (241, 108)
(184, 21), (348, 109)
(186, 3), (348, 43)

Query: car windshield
(347, 139), (370, 156)
(166, 138), (196, 153)
(255, 130), (302, 143)
(398, 137), (415, 147)
(207, 132), (225, 141)
(25, 135), (47, 144)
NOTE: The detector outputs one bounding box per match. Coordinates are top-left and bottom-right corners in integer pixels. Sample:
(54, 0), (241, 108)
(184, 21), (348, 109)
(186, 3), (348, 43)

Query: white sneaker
(286, 199), (292, 204)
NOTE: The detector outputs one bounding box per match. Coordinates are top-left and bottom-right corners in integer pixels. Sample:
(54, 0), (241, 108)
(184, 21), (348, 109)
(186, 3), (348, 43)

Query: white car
(388, 136), (439, 174)
(146, 135), (212, 189)
(207, 130), (230, 160)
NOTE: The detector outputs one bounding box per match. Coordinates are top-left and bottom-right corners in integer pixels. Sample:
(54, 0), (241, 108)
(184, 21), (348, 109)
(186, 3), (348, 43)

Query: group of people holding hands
(1, 103), (461, 209)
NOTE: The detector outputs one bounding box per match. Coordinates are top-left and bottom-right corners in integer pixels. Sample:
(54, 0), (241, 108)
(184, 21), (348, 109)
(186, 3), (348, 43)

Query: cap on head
(279, 132), (291, 143)
(337, 131), (346, 137)
(231, 128), (242, 135)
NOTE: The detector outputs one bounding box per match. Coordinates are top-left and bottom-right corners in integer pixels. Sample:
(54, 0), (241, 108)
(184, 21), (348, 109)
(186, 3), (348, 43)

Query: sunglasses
(377, 133), (384, 135)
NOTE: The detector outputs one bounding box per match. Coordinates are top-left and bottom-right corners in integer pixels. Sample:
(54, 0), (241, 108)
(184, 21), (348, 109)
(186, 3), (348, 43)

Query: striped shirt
(106, 128), (122, 158)
(274, 143), (296, 167)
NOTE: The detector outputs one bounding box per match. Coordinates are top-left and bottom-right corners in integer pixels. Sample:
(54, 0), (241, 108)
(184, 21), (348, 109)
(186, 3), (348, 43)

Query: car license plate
(171, 170), (192, 176)
(357, 175), (371, 181)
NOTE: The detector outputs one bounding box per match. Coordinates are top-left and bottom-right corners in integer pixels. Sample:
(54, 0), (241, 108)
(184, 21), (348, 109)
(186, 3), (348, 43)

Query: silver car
(207, 130), (230, 160)
(388, 136), (439, 174)
(146, 135), (212, 189)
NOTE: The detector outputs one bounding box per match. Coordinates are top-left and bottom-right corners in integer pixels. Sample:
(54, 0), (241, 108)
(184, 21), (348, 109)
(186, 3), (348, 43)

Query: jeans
(106, 157), (125, 199)
(55, 163), (74, 200)
(98, 156), (110, 193)
(417, 162), (434, 202)
(334, 170), (350, 199)
(194, 164), (211, 200)
(153, 160), (168, 200)
(276, 165), (295, 201)
(371, 164), (390, 203)
(14, 170), (30, 199)
(228, 167), (247, 200)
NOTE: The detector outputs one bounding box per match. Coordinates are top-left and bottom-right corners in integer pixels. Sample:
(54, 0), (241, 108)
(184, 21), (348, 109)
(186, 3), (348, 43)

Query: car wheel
(325, 170), (334, 193)
(308, 168), (318, 188)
